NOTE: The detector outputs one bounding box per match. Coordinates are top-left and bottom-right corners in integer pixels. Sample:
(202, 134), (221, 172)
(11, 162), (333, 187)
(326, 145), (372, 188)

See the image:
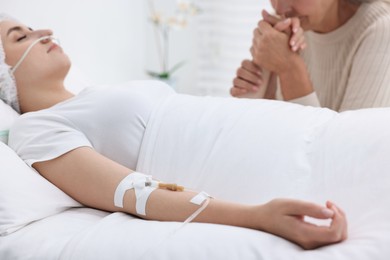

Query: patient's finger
(285, 200), (335, 219)
(327, 201), (345, 215)
(327, 202), (348, 240)
(289, 218), (345, 249)
(307, 204), (347, 242)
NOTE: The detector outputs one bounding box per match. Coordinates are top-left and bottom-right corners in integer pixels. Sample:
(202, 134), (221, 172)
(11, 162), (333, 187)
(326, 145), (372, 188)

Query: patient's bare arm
(33, 147), (347, 250)
(33, 147), (254, 223)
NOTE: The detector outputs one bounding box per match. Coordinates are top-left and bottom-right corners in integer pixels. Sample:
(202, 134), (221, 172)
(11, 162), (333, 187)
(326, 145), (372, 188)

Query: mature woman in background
(231, 0), (390, 111)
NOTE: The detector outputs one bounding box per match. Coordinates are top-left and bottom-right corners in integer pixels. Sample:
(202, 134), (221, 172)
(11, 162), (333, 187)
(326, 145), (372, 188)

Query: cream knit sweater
(289, 1), (390, 111)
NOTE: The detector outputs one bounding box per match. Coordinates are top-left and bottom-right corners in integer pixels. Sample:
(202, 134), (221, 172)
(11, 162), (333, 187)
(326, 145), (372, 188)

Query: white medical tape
(178, 191), (212, 228)
(190, 191), (210, 205)
(114, 172), (157, 216)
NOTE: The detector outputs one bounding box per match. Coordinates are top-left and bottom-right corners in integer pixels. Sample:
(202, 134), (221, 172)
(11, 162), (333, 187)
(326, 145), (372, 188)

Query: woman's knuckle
(233, 78), (240, 85)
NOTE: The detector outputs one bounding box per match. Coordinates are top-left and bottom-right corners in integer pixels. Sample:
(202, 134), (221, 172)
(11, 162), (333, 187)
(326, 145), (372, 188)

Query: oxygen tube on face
(11, 35), (59, 73)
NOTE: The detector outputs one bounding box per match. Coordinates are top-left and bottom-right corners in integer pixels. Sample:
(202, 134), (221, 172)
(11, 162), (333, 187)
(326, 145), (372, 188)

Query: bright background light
(1, 0), (272, 96)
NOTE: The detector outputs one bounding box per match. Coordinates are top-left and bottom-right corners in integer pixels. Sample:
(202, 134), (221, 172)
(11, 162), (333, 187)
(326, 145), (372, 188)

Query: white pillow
(0, 99), (19, 144)
(0, 77), (138, 237)
(0, 65), (91, 235)
(0, 142), (82, 236)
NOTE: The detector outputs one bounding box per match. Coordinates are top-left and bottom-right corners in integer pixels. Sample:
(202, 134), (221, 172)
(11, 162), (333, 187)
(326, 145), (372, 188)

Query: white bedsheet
(2, 95), (390, 259)
(1, 206), (389, 260)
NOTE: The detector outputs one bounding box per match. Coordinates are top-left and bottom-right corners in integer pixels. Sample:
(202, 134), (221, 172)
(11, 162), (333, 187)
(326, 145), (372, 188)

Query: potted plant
(146, 0), (200, 86)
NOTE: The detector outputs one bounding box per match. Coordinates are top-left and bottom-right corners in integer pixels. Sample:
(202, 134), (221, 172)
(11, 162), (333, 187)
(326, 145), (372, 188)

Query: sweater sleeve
(276, 77), (321, 107)
(289, 92), (321, 107)
(339, 16), (390, 111)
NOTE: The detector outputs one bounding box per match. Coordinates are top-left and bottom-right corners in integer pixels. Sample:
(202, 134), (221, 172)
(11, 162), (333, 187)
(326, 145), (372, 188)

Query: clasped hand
(231, 10), (306, 97)
(251, 11), (304, 73)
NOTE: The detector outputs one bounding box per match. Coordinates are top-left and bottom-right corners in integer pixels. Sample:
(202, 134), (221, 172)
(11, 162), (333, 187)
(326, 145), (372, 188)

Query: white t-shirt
(8, 80), (175, 170)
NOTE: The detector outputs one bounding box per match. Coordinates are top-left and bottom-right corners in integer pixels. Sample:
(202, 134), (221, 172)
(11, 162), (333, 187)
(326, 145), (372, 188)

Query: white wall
(1, 0), (148, 86)
(194, 0), (272, 96)
(1, 0), (272, 95)
(143, 0), (199, 93)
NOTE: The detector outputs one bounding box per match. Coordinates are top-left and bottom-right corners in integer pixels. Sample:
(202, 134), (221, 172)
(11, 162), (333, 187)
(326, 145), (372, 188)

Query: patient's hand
(231, 12), (306, 98)
(257, 199), (348, 250)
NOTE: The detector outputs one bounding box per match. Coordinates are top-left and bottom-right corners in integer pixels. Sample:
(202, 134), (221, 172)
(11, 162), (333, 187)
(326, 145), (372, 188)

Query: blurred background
(1, 0), (271, 96)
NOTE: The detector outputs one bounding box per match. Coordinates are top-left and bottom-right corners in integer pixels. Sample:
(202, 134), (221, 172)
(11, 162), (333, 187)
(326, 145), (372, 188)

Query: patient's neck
(19, 83), (75, 113)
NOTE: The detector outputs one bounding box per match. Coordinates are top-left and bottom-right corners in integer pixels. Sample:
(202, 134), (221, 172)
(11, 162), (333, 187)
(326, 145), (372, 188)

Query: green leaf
(146, 60), (186, 79)
(146, 71), (170, 79)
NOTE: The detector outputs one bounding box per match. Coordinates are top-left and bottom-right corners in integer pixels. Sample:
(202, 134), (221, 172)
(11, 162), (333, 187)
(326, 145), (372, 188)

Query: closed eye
(17, 35), (27, 42)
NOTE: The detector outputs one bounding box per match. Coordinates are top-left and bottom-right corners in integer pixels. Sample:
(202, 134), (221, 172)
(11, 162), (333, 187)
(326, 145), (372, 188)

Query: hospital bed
(1, 81), (390, 259)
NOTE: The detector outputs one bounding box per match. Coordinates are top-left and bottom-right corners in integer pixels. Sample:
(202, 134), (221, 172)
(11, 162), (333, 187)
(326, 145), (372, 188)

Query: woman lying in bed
(0, 14), (347, 250)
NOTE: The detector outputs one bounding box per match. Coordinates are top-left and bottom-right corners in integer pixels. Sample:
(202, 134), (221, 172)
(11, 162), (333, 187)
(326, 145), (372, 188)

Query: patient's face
(270, 0), (350, 33)
(0, 19), (70, 85)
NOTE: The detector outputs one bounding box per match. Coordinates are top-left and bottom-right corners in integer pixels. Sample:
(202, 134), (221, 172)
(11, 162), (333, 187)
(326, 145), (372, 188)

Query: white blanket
(62, 95), (390, 259)
(2, 94), (390, 259)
